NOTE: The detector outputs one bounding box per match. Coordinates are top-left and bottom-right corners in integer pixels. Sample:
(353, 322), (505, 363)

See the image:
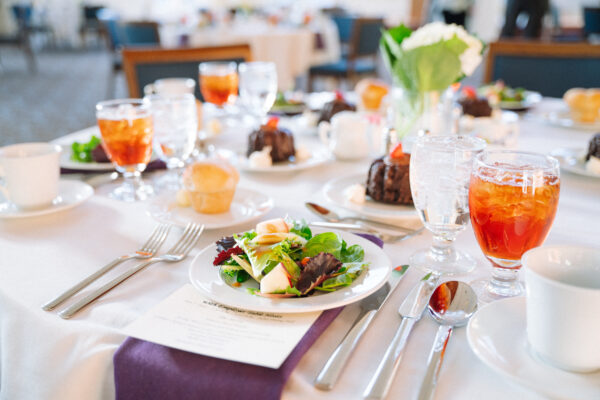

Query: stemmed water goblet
(144, 93), (198, 190)
(469, 150), (560, 303)
(95, 98), (154, 202)
(238, 61), (278, 125)
(409, 135), (486, 275)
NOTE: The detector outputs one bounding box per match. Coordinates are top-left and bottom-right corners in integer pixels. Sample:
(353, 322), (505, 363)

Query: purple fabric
(60, 159), (166, 174)
(113, 234), (382, 400)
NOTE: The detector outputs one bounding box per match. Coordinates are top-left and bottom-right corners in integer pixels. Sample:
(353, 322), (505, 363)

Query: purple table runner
(113, 234), (382, 400)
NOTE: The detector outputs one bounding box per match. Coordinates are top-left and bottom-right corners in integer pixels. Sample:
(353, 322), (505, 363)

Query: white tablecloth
(1, 100), (599, 400)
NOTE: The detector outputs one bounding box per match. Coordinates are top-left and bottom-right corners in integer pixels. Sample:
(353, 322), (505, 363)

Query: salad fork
(58, 223), (204, 319)
(42, 223), (172, 311)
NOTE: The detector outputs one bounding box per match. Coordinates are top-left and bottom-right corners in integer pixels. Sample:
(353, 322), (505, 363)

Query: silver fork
(42, 223), (172, 311)
(58, 223), (205, 319)
(309, 221), (424, 243)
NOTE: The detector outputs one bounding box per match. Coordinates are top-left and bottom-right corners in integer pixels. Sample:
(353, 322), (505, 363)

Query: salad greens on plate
(212, 218), (369, 297)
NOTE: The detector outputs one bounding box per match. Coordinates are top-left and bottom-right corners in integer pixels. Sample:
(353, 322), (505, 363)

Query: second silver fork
(42, 223), (172, 311)
(58, 223), (205, 319)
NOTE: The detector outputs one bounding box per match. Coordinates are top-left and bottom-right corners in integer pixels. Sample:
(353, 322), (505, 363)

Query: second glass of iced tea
(198, 62), (238, 107)
(96, 98), (154, 202)
(469, 151), (560, 302)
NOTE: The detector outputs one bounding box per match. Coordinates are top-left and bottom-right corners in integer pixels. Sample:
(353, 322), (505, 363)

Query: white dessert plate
(0, 180), (94, 219)
(467, 297), (600, 400)
(147, 187), (273, 230)
(323, 174), (417, 220)
(51, 127), (114, 171)
(540, 110), (600, 131)
(551, 147), (600, 178)
(235, 147), (331, 173)
(189, 228), (391, 313)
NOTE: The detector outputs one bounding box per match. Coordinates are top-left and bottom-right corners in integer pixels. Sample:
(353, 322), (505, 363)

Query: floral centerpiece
(380, 22), (484, 138)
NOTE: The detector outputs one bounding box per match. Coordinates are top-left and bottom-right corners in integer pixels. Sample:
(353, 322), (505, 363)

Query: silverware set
(42, 222), (204, 319)
(316, 272), (478, 400)
(305, 202), (425, 243)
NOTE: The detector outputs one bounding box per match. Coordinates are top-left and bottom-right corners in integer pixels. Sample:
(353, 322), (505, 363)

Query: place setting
(3, 4), (600, 400)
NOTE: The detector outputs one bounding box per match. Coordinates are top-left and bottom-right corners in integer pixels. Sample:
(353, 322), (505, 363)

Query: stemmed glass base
(470, 261), (525, 304)
(111, 165), (153, 202)
(410, 235), (477, 275)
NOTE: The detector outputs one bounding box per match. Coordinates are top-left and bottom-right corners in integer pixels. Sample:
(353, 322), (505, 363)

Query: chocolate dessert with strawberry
(366, 143), (413, 205)
(247, 117), (295, 162)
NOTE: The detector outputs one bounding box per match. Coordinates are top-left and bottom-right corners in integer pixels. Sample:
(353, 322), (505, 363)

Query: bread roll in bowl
(182, 160), (239, 214)
(564, 88), (600, 123)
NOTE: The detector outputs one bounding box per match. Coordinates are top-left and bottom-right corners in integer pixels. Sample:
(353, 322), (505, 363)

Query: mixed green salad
(70, 135), (109, 163)
(213, 218), (369, 297)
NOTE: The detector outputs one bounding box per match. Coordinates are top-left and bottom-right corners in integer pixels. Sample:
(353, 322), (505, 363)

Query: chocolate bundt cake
(247, 118), (295, 162)
(366, 152), (413, 205)
(318, 92), (356, 123)
(459, 97), (492, 117)
(586, 133), (600, 161)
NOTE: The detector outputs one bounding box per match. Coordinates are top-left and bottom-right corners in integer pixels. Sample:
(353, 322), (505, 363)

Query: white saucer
(551, 147), (600, 179)
(0, 180), (94, 219)
(146, 187), (273, 230)
(467, 297), (600, 399)
(323, 174), (417, 220)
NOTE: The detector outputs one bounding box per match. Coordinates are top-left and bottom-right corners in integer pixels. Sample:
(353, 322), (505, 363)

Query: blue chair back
(353, 18), (384, 57)
(97, 8), (121, 49)
(584, 8), (600, 36)
(332, 15), (354, 43)
(119, 22), (160, 47)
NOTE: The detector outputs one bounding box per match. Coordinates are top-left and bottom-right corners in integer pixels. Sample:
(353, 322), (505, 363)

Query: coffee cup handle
(318, 121), (331, 147)
(0, 165), (8, 202)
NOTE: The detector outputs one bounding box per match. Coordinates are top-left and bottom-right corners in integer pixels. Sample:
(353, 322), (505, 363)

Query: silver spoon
(417, 281), (478, 400)
(305, 202), (415, 233)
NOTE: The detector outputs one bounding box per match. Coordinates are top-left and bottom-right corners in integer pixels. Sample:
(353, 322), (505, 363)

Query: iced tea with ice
(97, 116), (153, 166)
(199, 62), (238, 106)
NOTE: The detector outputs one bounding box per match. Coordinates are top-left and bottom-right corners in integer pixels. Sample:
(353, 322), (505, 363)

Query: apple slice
(260, 263), (292, 294)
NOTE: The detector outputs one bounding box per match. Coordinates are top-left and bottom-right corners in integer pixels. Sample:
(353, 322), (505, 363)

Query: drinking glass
(96, 99), (154, 202)
(238, 62), (277, 121)
(469, 151), (560, 302)
(145, 93), (198, 190)
(409, 135), (486, 274)
(198, 62), (238, 108)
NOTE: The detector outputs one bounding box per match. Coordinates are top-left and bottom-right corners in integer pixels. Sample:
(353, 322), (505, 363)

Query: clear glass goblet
(145, 93), (198, 190)
(95, 98), (154, 202)
(409, 135), (486, 275)
(238, 61), (278, 123)
(469, 151), (560, 303)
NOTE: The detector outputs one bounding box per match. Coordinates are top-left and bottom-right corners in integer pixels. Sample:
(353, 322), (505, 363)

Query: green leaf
(70, 135), (101, 163)
(320, 262), (368, 289)
(340, 243), (364, 263)
(290, 219), (312, 241)
(301, 232), (343, 259)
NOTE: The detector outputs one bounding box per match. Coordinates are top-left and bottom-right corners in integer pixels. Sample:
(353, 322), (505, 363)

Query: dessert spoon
(305, 202), (415, 233)
(417, 281), (478, 400)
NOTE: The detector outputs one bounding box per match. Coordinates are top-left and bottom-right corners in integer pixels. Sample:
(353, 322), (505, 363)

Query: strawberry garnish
(389, 143), (405, 160)
(266, 116), (279, 128)
(213, 246), (243, 266)
(462, 86), (477, 99)
(334, 90), (345, 101)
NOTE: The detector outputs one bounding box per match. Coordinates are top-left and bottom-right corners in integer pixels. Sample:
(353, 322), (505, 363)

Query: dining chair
(79, 5), (104, 47)
(308, 17), (384, 91)
(584, 8), (600, 37)
(122, 44), (252, 99)
(119, 21), (160, 47)
(484, 40), (600, 97)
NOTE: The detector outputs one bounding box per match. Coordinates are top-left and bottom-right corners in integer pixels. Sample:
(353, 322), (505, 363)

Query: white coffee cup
(318, 111), (369, 160)
(522, 245), (600, 373)
(0, 142), (62, 209)
(144, 78), (196, 96)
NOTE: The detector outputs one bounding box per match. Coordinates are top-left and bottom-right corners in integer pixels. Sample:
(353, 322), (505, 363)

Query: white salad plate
(235, 147), (331, 173)
(51, 127), (114, 171)
(467, 297), (600, 400)
(540, 110), (600, 131)
(0, 180), (94, 219)
(323, 174), (417, 220)
(551, 147), (599, 178)
(498, 90), (542, 111)
(189, 229), (392, 313)
(147, 187), (273, 230)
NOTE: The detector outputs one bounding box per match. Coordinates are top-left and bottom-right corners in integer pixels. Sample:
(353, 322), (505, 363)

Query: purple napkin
(113, 233), (382, 400)
(60, 159), (167, 175)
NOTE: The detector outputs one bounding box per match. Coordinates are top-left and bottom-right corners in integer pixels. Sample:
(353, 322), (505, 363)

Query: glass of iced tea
(96, 99), (154, 202)
(469, 151), (560, 302)
(198, 62), (238, 107)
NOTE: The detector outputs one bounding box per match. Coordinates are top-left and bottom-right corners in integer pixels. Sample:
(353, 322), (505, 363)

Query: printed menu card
(123, 284), (322, 369)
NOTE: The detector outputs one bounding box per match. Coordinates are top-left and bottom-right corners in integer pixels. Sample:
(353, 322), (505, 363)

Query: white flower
(401, 22), (483, 76)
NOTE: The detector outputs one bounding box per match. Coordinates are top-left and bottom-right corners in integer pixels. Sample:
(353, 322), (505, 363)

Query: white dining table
(0, 99), (598, 400)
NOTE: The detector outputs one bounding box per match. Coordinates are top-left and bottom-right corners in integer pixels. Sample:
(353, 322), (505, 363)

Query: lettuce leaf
(302, 232), (343, 259)
(340, 241), (364, 263)
(290, 219), (312, 241)
(320, 262), (368, 289)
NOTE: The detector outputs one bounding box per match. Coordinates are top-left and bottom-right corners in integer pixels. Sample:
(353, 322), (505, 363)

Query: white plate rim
(323, 173), (416, 219)
(236, 147), (331, 173)
(551, 147), (599, 178)
(467, 297), (600, 399)
(0, 180), (94, 218)
(188, 228), (392, 313)
(146, 187), (274, 230)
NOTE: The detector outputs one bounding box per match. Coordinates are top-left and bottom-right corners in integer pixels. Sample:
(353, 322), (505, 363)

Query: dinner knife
(314, 265), (409, 391)
(363, 272), (440, 400)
